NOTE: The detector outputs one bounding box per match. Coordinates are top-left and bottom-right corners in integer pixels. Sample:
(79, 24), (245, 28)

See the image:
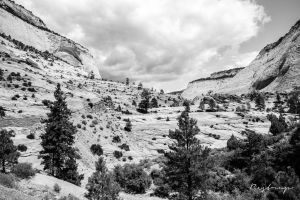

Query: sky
(15, 0), (300, 92)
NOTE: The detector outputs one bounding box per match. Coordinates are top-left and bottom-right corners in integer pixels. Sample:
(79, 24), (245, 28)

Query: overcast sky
(15, 0), (300, 92)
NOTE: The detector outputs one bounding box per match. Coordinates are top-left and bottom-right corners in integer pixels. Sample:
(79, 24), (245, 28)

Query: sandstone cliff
(0, 0), (101, 78)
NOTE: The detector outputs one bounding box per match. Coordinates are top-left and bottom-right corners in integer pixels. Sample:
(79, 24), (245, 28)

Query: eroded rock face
(0, 0), (101, 78)
(182, 19), (300, 98)
(182, 67), (244, 100)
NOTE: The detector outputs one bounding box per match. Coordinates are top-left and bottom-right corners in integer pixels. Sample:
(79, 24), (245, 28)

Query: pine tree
(137, 89), (150, 113)
(126, 78), (129, 85)
(132, 100), (137, 107)
(39, 83), (83, 185)
(183, 100), (190, 112)
(85, 157), (120, 200)
(160, 89), (164, 95)
(0, 129), (20, 173)
(151, 98), (158, 108)
(164, 111), (211, 200)
(255, 93), (265, 111)
(0, 106), (6, 118)
(124, 120), (132, 132)
(138, 82), (143, 90)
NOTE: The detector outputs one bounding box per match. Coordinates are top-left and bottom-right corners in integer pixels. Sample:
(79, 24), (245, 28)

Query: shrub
(119, 143), (130, 151)
(113, 151), (123, 159)
(27, 87), (37, 92)
(54, 183), (61, 193)
(152, 184), (170, 198)
(90, 144), (103, 156)
(42, 99), (52, 107)
(91, 120), (98, 125)
(87, 114), (93, 119)
(11, 163), (36, 179)
(77, 124), (81, 129)
(166, 117), (170, 121)
(58, 195), (80, 200)
(112, 136), (121, 143)
(0, 173), (16, 188)
(27, 132), (35, 139)
(82, 120), (87, 125)
(113, 164), (151, 194)
(17, 144), (27, 152)
(124, 120), (132, 132)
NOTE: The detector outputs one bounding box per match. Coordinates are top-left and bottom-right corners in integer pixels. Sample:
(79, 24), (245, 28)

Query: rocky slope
(182, 67), (244, 99)
(182, 19), (300, 99)
(0, 0), (101, 78)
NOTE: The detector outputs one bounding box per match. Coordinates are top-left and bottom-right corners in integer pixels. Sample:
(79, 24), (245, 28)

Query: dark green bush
(113, 151), (123, 159)
(90, 144), (103, 156)
(112, 136), (121, 143)
(17, 144), (27, 152)
(113, 164), (151, 194)
(0, 173), (16, 188)
(11, 163), (36, 179)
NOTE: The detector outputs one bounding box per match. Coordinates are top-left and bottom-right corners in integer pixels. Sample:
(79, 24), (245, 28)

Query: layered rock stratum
(182, 19), (300, 100)
(0, 0), (101, 78)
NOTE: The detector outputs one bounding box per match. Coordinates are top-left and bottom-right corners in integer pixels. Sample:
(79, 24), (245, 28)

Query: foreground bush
(11, 163), (36, 179)
(113, 163), (151, 194)
(0, 173), (16, 188)
(90, 144), (103, 156)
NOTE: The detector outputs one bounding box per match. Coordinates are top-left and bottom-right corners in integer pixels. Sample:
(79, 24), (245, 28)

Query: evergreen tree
(116, 105), (122, 112)
(0, 106), (6, 118)
(85, 157), (120, 200)
(164, 111), (211, 200)
(39, 83), (83, 185)
(124, 120), (132, 132)
(160, 89), (164, 95)
(132, 100), (137, 107)
(126, 78), (129, 85)
(138, 82), (143, 90)
(267, 114), (287, 135)
(137, 89), (150, 113)
(183, 100), (190, 112)
(288, 92), (300, 115)
(0, 129), (20, 173)
(151, 98), (158, 108)
(255, 93), (265, 111)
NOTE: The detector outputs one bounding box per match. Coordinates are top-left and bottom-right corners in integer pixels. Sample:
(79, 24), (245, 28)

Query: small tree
(164, 111), (211, 200)
(0, 129), (20, 173)
(138, 89), (150, 113)
(132, 100), (137, 107)
(255, 93), (265, 111)
(0, 106), (6, 118)
(39, 84), (83, 185)
(160, 89), (164, 95)
(267, 114), (287, 135)
(183, 100), (190, 112)
(126, 78), (129, 85)
(150, 98), (158, 108)
(89, 71), (95, 79)
(137, 82), (143, 90)
(124, 120), (132, 132)
(85, 157), (120, 200)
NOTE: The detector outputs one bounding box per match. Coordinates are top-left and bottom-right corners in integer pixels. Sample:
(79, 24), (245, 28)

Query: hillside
(182, 67), (244, 99)
(0, 0), (101, 78)
(182, 19), (300, 99)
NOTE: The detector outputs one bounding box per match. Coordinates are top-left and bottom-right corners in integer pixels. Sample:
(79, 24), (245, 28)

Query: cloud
(15, 0), (270, 92)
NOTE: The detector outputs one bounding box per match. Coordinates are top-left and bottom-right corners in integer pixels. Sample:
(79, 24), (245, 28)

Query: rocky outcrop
(182, 67), (244, 99)
(182, 19), (300, 99)
(0, 0), (101, 78)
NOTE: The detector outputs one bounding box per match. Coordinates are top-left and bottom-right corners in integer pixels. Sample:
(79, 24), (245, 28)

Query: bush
(113, 151), (123, 159)
(27, 87), (37, 92)
(11, 163), (35, 179)
(87, 114), (93, 119)
(152, 184), (170, 198)
(82, 120), (87, 125)
(26, 132), (35, 139)
(124, 120), (132, 132)
(54, 183), (61, 193)
(90, 144), (103, 156)
(58, 195), (80, 200)
(0, 173), (16, 188)
(119, 143), (130, 151)
(112, 136), (121, 143)
(42, 99), (52, 107)
(17, 144), (27, 152)
(113, 164), (151, 194)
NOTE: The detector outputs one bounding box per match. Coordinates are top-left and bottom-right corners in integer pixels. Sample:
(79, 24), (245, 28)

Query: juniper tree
(0, 106), (6, 118)
(138, 89), (151, 113)
(138, 82), (143, 90)
(39, 83), (83, 185)
(183, 100), (190, 112)
(164, 111), (211, 200)
(255, 93), (265, 111)
(160, 89), (164, 95)
(151, 98), (158, 108)
(124, 120), (132, 132)
(126, 78), (129, 85)
(85, 157), (120, 200)
(0, 129), (20, 173)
